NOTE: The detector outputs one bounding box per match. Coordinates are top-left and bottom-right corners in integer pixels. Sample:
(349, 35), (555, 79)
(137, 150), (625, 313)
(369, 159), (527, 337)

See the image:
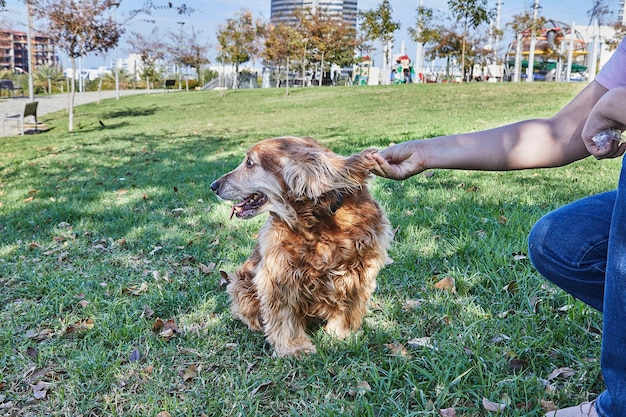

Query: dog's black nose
(210, 180), (220, 194)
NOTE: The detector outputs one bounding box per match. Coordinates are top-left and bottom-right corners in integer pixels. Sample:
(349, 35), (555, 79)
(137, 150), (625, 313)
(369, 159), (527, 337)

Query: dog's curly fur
(211, 136), (392, 357)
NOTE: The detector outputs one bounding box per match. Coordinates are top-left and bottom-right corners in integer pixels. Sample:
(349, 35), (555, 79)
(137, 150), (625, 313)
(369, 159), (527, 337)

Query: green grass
(0, 83), (615, 416)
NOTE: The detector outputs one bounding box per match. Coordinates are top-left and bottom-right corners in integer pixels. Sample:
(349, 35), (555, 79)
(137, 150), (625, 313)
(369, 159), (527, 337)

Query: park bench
(163, 79), (176, 91)
(2, 101), (38, 136)
(0, 80), (25, 98)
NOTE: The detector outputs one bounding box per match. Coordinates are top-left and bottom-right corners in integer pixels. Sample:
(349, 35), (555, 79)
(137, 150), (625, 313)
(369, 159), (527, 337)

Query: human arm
(371, 81), (609, 180)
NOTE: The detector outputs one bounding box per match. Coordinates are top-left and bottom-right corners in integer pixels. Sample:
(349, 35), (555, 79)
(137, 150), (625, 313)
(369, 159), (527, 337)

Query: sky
(1, 0), (621, 69)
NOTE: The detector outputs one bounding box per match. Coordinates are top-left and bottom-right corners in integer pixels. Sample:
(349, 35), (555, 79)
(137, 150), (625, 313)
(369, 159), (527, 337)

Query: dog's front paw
(273, 339), (317, 357)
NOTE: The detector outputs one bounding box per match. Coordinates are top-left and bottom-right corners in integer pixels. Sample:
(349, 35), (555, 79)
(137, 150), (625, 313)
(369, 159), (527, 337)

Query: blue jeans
(528, 162), (626, 417)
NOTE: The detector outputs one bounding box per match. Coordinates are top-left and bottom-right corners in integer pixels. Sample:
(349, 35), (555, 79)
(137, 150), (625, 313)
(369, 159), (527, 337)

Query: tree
(425, 26), (464, 81)
(216, 9), (265, 89)
(127, 28), (167, 91)
(130, 0), (196, 17)
(507, 12), (546, 82)
(298, 7), (357, 86)
(408, 5), (440, 75)
(168, 26), (210, 89)
(587, 0), (613, 26)
(31, 0), (124, 132)
(32, 64), (64, 94)
(447, 0), (492, 81)
(359, 0), (400, 84)
(262, 22), (303, 93)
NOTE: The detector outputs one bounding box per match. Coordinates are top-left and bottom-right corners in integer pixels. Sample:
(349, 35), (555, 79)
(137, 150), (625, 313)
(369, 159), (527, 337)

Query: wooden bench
(0, 79), (25, 98)
(2, 101), (38, 136)
(163, 79), (176, 91)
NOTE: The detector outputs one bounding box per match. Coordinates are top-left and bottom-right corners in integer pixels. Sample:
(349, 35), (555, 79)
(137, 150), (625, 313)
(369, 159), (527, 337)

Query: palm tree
(33, 65), (64, 94)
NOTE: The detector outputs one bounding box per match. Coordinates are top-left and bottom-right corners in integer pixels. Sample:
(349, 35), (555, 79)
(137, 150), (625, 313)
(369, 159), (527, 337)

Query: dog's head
(210, 136), (376, 224)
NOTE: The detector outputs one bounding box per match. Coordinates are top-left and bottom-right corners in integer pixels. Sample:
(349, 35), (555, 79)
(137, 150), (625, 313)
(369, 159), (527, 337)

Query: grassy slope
(0, 83), (616, 416)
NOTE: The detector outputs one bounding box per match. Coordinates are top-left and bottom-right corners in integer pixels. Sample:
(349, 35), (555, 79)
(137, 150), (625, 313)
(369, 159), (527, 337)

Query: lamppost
(110, 1), (121, 99)
(26, 0), (35, 102)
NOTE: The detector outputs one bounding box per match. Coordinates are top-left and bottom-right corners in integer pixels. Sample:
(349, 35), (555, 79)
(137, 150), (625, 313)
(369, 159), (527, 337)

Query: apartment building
(270, 0), (358, 30)
(0, 30), (59, 73)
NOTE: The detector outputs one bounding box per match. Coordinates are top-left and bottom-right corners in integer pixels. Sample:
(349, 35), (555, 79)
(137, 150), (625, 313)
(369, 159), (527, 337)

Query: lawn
(0, 82), (617, 416)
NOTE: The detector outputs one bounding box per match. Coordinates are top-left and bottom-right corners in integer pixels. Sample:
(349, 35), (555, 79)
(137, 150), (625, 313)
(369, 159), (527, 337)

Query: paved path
(0, 89), (152, 137)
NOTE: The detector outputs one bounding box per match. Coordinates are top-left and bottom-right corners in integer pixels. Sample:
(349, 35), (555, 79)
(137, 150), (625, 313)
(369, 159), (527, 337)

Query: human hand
(582, 87), (626, 159)
(368, 140), (426, 180)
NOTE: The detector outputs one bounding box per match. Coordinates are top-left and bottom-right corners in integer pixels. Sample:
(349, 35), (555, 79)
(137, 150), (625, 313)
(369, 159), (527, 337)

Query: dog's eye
(246, 158), (255, 168)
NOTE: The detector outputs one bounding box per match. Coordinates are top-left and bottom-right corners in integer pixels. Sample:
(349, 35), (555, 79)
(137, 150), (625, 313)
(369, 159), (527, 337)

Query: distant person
(403, 67), (412, 84)
(371, 38), (626, 417)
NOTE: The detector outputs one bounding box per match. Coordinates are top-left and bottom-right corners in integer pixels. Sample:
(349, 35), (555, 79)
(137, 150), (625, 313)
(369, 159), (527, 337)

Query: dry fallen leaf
(156, 412), (172, 417)
(402, 299), (423, 311)
(182, 363), (199, 382)
(541, 400), (557, 412)
(198, 262), (216, 275)
(502, 280), (518, 294)
(434, 276), (456, 292)
(384, 343), (410, 357)
(218, 270), (230, 288)
(438, 408), (457, 417)
(512, 251), (527, 261)
(153, 318), (165, 332)
(155, 318), (180, 341)
(129, 349), (141, 362)
(508, 357), (528, 372)
(251, 380), (274, 396)
(141, 307), (155, 319)
(65, 318), (94, 334)
(490, 334), (510, 344)
(407, 337), (433, 349)
(26, 346), (38, 361)
(30, 381), (51, 400)
(123, 282), (149, 296)
(546, 367), (576, 381)
(348, 381), (372, 397)
(482, 397), (507, 412)
(26, 328), (54, 341)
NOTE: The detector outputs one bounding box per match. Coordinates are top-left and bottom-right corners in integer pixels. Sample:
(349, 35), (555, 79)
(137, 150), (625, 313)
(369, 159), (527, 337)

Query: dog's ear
(283, 145), (374, 199)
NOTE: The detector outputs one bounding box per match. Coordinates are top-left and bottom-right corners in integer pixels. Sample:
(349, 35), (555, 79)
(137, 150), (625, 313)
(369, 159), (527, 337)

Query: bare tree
(168, 27), (210, 89)
(31, 0), (124, 132)
(587, 0), (613, 26)
(127, 28), (167, 91)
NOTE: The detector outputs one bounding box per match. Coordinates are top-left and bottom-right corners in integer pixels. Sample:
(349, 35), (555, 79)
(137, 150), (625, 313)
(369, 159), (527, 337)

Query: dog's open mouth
(230, 193), (268, 219)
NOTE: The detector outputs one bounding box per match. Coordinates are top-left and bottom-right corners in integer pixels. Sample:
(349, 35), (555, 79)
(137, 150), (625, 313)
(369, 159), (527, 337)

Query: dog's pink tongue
(230, 202), (245, 219)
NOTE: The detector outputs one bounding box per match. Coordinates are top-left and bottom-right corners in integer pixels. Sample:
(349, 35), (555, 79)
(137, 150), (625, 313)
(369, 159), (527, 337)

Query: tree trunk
(233, 62), (239, 89)
(68, 57), (76, 132)
(97, 59), (104, 104)
(285, 56), (290, 96)
(319, 51), (324, 87)
(461, 18), (468, 82)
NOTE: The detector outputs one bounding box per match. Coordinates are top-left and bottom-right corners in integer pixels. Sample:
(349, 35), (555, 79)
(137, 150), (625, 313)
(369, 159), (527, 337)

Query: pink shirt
(596, 38), (626, 89)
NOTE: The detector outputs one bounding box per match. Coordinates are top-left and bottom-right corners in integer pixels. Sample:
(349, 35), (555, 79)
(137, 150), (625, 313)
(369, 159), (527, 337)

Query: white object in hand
(592, 128), (625, 150)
